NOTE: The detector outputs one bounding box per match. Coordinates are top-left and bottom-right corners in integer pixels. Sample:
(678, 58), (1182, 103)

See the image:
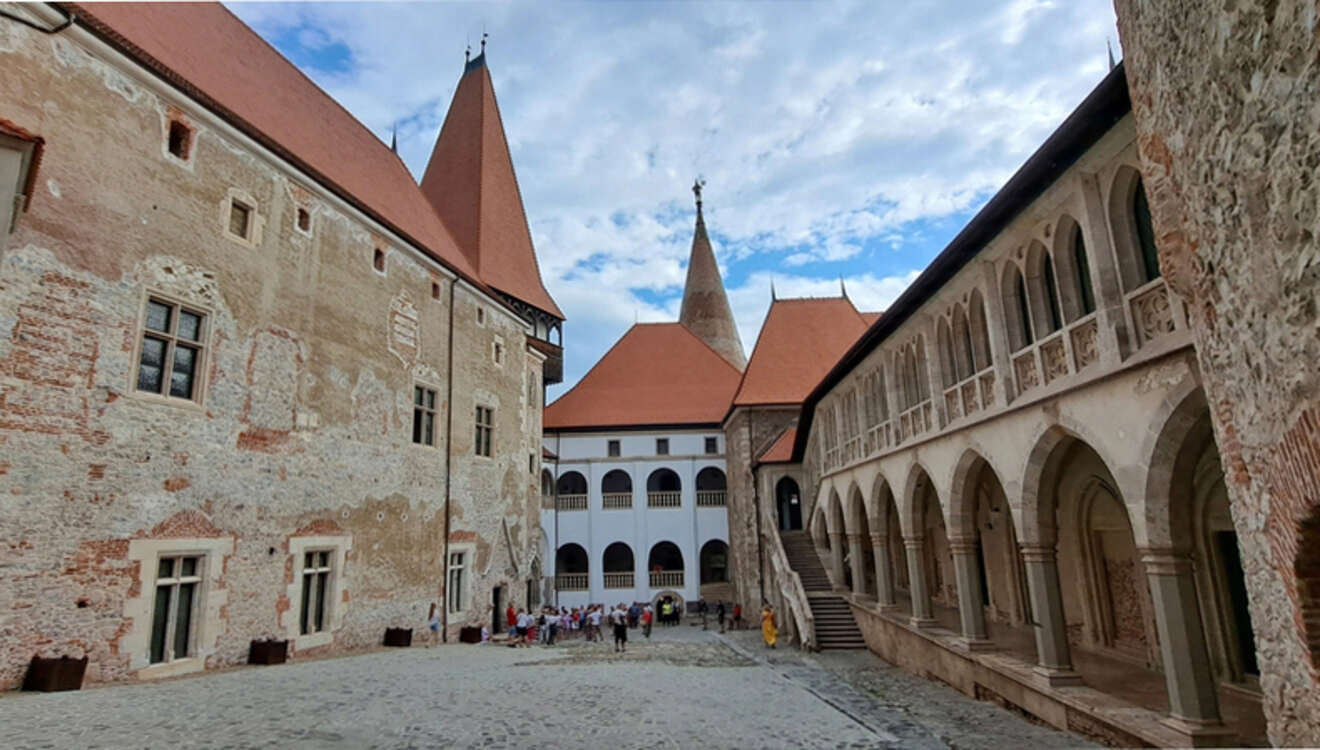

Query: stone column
(1020, 544), (1082, 686)
(847, 533), (869, 597)
(869, 532), (899, 611)
(950, 539), (994, 650)
(1142, 550), (1232, 741)
(827, 532), (847, 592)
(904, 536), (937, 627)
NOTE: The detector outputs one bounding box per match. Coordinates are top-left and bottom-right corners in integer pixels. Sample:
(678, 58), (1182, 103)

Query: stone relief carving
(1014, 351), (1040, 392)
(1131, 283), (1176, 345)
(1071, 318), (1099, 370)
(1041, 336), (1070, 383)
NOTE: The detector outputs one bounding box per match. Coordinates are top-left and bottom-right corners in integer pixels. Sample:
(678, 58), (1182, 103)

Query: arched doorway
(952, 454), (1030, 631)
(846, 487), (874, 597)
(602, 542), (635, 590)
(776, 476), (803, 531)
(700, 539), (729, 584)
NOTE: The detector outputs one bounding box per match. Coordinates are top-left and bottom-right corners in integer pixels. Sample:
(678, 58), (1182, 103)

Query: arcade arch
(776, 476), (803, 531)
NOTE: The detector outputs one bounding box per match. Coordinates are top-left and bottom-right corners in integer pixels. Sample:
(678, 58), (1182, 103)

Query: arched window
(1133, 177), (1160, 283)
(914, 336), (930, 401)
(696, 467), (726, 491)
(967, 290), (992, 372)
(952, 306), (974, 380)
(938, 319), (957, 387)
(1005, 265), (1034, 351)
(646, 468), (681, 493)
(601, 469), (632, 494)
(648, 541), (684, 571)
(540, 469), (554, 497)
(556, 471), (587, 495)
(1042, 253), (1063, 333)
(1073, 225), (1096, 315)
(556, 543), (588, 574)
(602, 542), (634, 573)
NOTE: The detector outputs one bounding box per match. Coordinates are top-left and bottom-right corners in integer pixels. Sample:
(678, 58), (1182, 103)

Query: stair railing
(762, 506), (816, 651)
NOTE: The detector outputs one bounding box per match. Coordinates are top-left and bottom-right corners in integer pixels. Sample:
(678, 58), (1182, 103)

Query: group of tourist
(500, 603), (651, 649)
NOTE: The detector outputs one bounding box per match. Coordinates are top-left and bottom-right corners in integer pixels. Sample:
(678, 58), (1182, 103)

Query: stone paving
(0, 624), (1095, 749)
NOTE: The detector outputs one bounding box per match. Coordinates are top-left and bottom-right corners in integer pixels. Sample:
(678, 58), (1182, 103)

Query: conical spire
(679, 181), (746, 371)
(418, 46), (563, 318)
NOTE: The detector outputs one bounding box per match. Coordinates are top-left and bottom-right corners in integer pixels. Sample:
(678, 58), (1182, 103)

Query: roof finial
(770, 278), (777, 301)
(390, 125), (398, 154)
(465, 37), (471, 62)
(840, 275), (848, 299)
(1107, 38), (1116, 70)
(692, 177), (705, 215)
(481, 30), (488, 55)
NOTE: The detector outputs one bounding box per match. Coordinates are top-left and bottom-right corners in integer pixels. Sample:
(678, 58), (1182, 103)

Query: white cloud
(227, 0), (1119, 395)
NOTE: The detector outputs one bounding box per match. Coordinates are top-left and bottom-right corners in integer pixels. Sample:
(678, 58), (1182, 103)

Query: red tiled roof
(542, 447), (558, 460)
(69, 3), (484, 283)
(860, 311), (883, 326)
(544, 323), (742, 429)
(732, 297), (871, 407)
(757, 428), (797, 464)
(420, 55), (563, 318)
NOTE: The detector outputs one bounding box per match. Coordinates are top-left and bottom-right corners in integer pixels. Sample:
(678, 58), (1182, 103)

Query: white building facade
(542, 428), (730, 609)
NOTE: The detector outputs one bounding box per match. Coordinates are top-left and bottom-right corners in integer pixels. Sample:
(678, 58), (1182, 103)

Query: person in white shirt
(610, 604), (628, 653)
(587, 607), (603, 642)
(515, 610), (533, 647)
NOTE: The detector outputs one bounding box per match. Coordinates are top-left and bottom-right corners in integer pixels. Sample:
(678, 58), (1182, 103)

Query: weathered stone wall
(0, 9), (542, 687)
(722, 406), (798, 608)
(1113, 1), (1320, 744)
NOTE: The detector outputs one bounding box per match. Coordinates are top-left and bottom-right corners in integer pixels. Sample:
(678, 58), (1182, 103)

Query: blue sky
(229, 0), (1119, 400)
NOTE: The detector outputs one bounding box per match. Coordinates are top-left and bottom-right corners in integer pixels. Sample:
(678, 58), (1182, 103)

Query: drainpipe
(553, 432), (561, 608)
(440, 277), (457, 642)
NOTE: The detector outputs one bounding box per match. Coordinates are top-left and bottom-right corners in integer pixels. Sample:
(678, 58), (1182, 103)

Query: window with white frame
(299, 550), (333, 635)
(474, 406), (494, 457)
(150, 554), (203, 664)
(447, 551), (467, 614)
(136, 297), (207, 402)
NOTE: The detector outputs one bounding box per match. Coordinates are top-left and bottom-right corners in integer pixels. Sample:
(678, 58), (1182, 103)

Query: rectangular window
(447, 551), (466, 614)
(607, 439), (620, 457)
(150, 554), (202, 664)
(167, 120), (192, 160)
(228, 200), (251, 239)
(296, 207), (310, 232)
(493, 341), (504, 365)
(474, 406), (493, 457)
(705, 437), (718, 454)
(136, 297), (207, 402)
(299, 550), (332, 635)
(528, 453), (535, 475)
(656, 438), (669, 455)
(413, 386), (437, 446)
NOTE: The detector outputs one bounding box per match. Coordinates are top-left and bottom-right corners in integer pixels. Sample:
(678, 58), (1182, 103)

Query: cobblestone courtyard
(0, 626), (1094, 749)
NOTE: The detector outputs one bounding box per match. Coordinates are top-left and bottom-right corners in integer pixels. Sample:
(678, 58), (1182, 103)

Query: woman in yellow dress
(761, 604), (778, 649)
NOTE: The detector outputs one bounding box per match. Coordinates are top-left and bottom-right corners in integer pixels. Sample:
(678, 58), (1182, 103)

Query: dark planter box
(248, 639), (288, 665)
(23, 656), (87, 692)
(459, 626), (482, 644)
(383, 627), (412, 647)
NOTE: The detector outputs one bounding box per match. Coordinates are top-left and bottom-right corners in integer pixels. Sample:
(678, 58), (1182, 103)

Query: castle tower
(679, 182), (747, 371)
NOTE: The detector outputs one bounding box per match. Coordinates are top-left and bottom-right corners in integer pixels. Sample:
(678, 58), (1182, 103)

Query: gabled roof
(757, 427), (797, 465)
(860, 311), (883, 326)
(420, 53), (563, 319)
(543, 323), (742, 430)
(731, 296), (872, 408)
(70, 3), (485, 286)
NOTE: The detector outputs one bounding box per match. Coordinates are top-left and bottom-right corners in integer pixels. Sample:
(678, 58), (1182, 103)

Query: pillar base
(1159, 717), (1236, 748)
(1031, 666), (1084, 688)
(955, 637), (996, 653)
(909, 617), (938, 629)
(876, 602), (902, 614)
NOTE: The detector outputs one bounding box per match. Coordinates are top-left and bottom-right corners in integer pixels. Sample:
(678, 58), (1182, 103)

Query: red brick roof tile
(732, 297), (872, 407)
(543, 323), (742, 430)
(70, 3), (484, 283)
(757, 427), (797, 464)
(420, 55), (562, 318)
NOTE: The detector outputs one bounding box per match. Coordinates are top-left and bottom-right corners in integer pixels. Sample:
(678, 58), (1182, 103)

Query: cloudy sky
(229, 0), (1119, 399)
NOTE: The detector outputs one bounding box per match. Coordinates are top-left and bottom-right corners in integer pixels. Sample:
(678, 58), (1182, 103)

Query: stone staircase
(779, 531), (866, 650)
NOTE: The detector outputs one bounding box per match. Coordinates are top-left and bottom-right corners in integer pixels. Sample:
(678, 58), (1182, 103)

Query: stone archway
(776, 476), (803, 531)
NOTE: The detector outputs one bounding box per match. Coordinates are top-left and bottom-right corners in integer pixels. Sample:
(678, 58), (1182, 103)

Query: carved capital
(1018, 543), (1057, 563)
(1138, 548), (1195, 576)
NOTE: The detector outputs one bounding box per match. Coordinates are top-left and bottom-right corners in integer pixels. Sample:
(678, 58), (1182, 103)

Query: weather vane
(692, 177), (706, 210)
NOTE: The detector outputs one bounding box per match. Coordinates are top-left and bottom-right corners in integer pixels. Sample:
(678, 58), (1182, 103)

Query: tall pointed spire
(389, 125), (397, 154)
(1107, 38), (1116, 70)
(419, 46), (562, 318)
(679, 181), (747, 371)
